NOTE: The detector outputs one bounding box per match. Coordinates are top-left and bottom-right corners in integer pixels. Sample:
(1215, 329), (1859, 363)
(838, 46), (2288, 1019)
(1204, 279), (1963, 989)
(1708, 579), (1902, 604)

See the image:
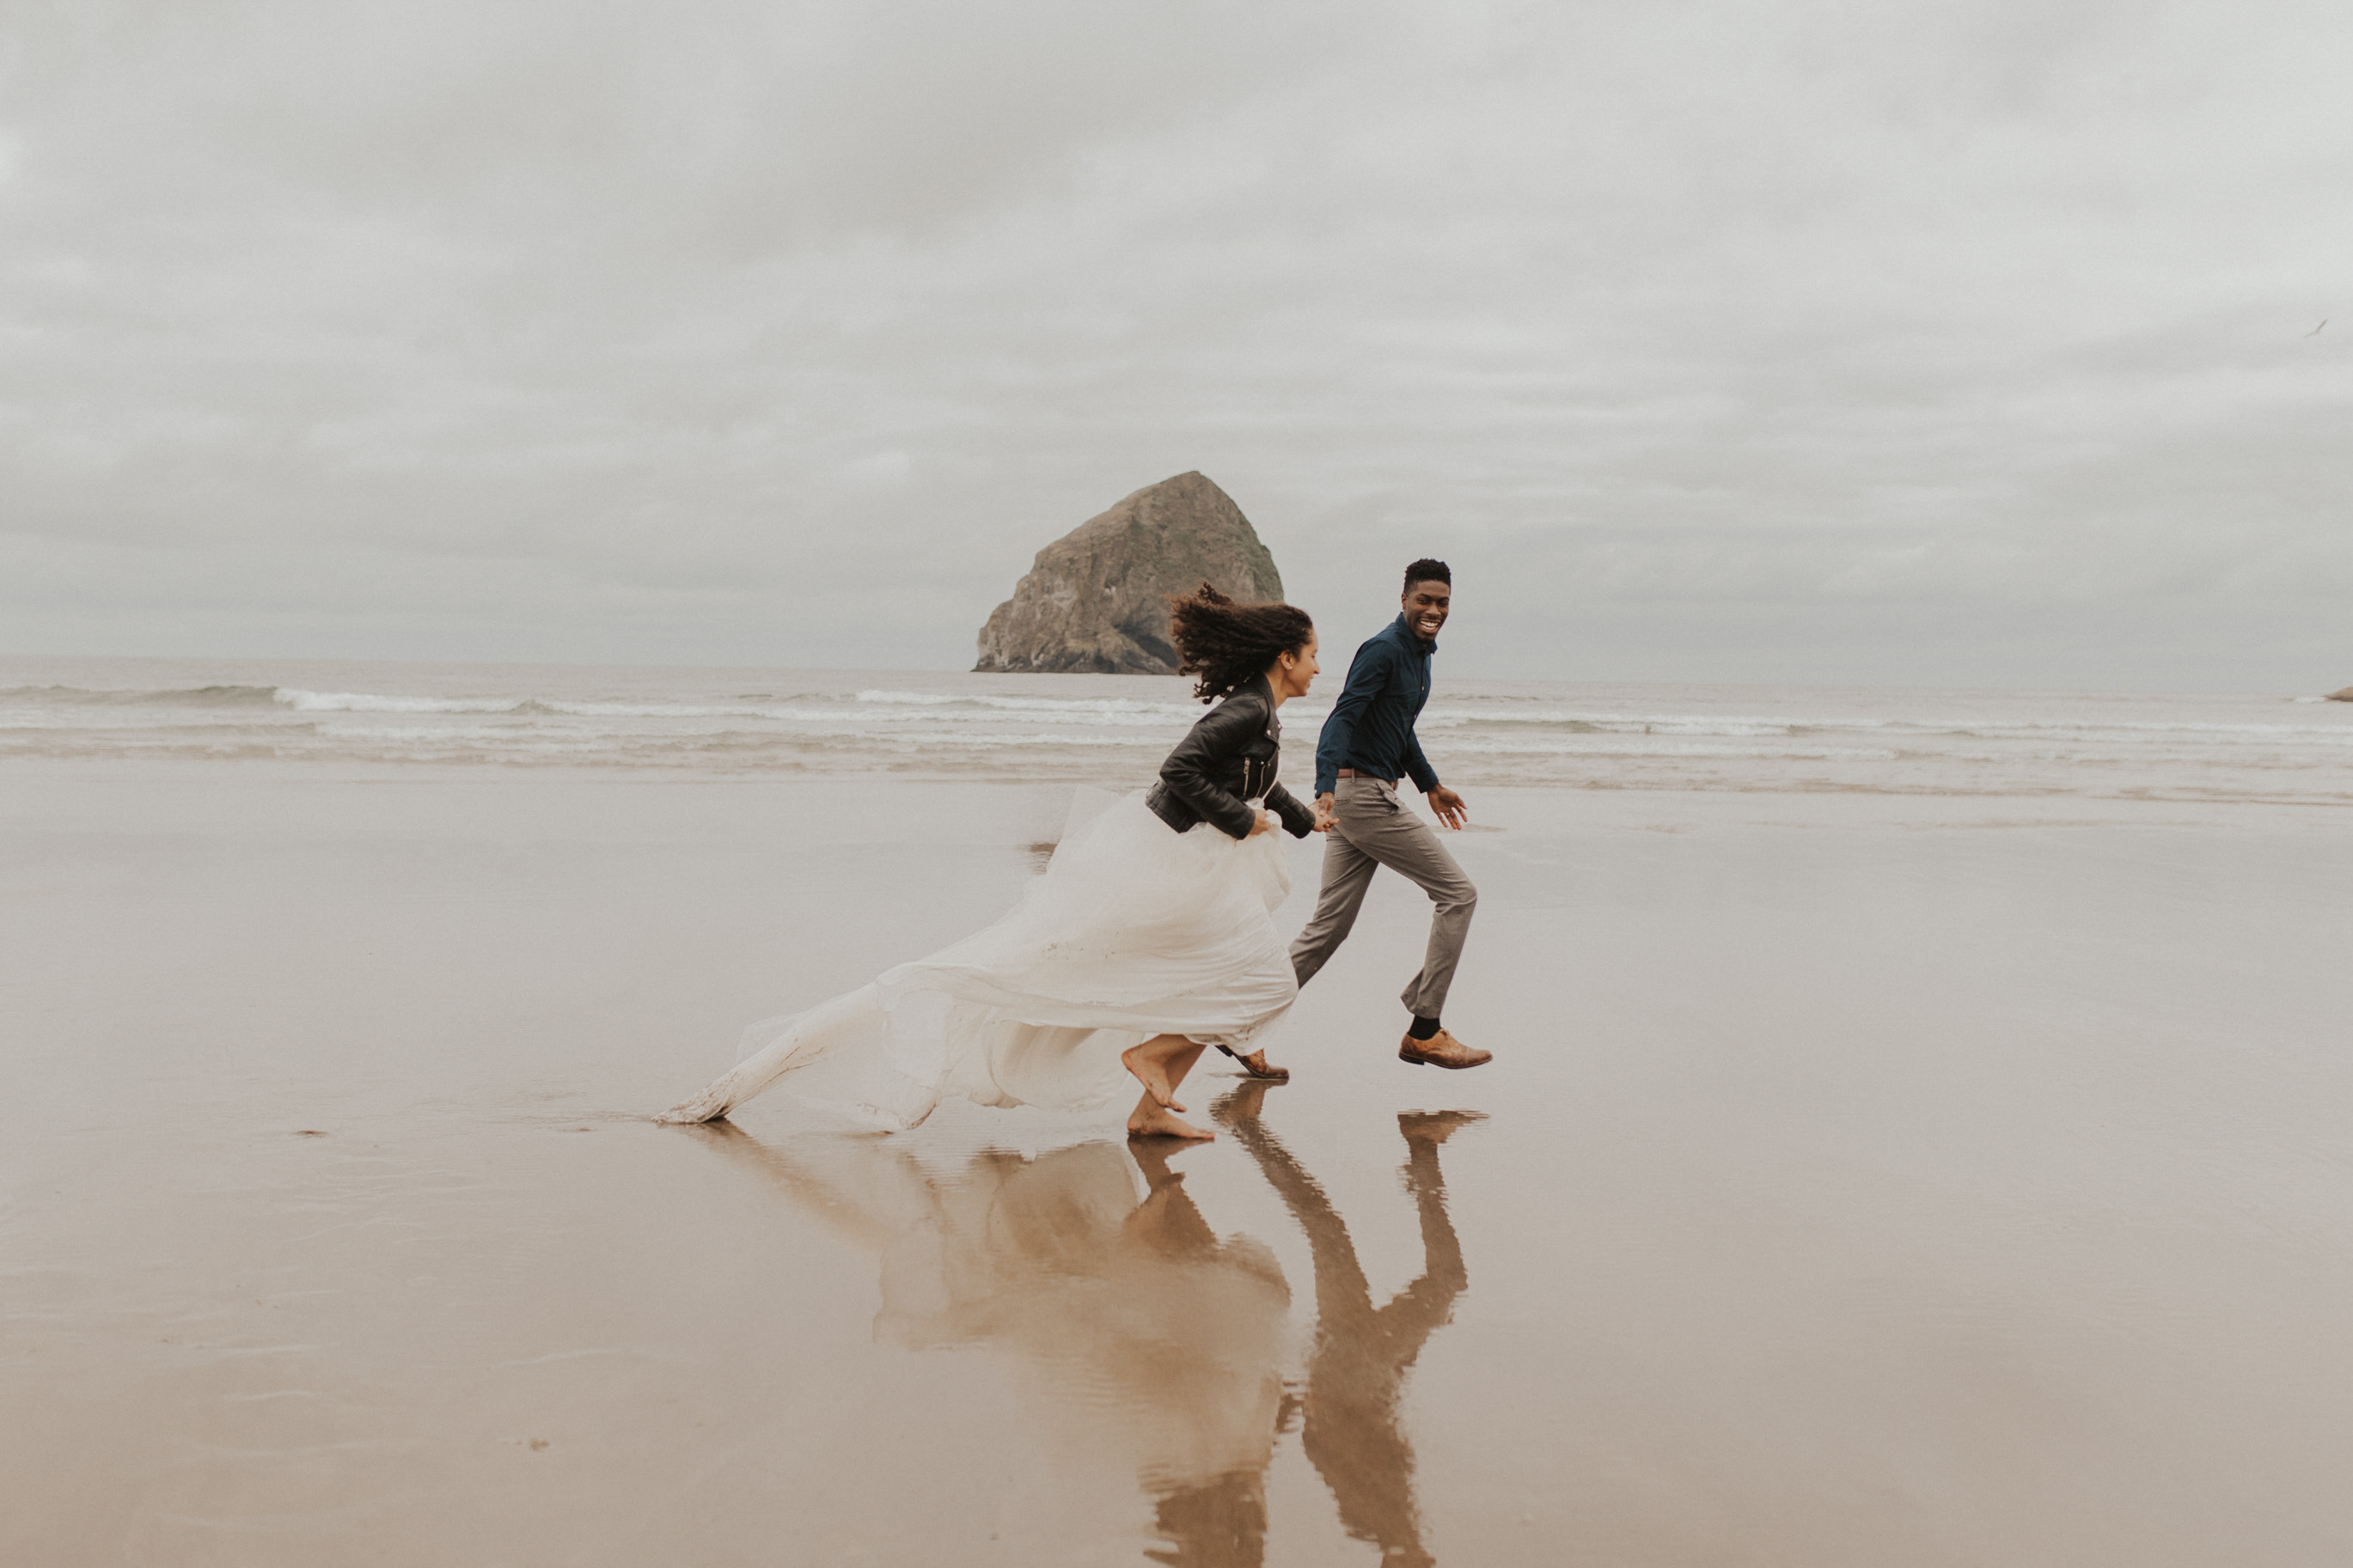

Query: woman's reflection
(688, 1121), (1291, 1559)
(688, 1086), (1476, 1567)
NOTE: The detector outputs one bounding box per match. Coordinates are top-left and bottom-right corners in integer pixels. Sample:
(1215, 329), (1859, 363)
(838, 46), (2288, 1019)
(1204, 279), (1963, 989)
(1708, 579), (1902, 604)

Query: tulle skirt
(661, 788), (1297, 1130)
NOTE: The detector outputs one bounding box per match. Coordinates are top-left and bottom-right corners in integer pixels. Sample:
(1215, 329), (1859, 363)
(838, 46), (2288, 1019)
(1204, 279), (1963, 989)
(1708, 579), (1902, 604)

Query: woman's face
(1274, 632), (1320, 699)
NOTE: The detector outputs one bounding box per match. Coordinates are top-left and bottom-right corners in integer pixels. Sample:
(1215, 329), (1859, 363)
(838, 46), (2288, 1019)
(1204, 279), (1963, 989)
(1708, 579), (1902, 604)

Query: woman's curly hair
(1166, 583), (1315, 705)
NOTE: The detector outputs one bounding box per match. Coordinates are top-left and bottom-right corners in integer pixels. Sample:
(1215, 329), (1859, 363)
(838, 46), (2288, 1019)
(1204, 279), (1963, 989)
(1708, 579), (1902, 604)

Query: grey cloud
(3, 0), (2349, 686)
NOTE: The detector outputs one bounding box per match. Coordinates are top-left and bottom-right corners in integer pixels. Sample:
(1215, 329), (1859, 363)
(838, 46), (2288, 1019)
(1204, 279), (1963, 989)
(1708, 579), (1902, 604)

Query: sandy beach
(5, 663), (2352, 1565)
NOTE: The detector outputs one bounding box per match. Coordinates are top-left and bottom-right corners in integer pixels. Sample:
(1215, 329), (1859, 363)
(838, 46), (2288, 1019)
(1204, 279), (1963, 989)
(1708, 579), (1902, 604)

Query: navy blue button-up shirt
(1313, 614), (1440, 796)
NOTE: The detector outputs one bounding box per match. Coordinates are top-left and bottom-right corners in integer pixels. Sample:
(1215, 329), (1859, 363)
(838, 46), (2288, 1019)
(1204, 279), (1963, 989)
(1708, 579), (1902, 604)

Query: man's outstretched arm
(1401, 732), (1467, 827)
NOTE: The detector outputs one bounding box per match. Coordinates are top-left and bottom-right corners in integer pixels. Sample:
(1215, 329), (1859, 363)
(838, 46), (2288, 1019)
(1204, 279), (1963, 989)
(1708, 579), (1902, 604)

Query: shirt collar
(1391, 613), (1437, 653)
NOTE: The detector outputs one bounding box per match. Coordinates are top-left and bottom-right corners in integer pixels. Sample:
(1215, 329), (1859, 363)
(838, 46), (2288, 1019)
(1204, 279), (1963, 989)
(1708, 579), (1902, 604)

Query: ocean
(4, 654), (2348, 804)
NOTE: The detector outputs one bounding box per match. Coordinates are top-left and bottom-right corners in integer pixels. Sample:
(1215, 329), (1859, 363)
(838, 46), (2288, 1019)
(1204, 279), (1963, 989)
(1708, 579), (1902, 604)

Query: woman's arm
(1158, 697), (1266, 839)
(1265, 783), (1317, 838)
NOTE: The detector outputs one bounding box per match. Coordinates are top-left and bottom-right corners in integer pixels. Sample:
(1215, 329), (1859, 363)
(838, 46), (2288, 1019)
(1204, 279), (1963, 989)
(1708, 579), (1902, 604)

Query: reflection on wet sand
(689, 1120), (1293, 1560)
(690, 1086), (1476, 1565)
(1214, 1084), (1477, 1568)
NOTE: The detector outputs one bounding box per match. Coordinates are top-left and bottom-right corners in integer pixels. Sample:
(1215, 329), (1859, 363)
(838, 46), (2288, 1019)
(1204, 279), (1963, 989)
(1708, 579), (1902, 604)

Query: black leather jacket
(1146, 675), (1317, 841)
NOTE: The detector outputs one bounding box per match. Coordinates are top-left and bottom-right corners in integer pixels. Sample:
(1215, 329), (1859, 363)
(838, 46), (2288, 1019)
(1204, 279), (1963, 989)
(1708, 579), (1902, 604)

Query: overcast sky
(3, 0), (2347, 689)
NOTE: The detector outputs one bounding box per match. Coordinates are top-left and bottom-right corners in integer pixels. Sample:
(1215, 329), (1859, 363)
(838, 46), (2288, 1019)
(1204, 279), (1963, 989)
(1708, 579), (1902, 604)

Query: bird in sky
(2307, 320), (2328, 336)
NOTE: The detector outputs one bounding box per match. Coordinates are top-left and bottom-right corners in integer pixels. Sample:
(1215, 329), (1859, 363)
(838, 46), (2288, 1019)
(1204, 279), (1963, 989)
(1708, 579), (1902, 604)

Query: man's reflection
(688, 1089), (1476, 1568)
(1213, 1083), (1477, 1568)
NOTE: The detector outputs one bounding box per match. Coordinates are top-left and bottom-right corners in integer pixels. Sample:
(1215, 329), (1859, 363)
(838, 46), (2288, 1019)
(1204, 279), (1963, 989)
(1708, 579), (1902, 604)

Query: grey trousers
(1288, 778), (1477, 1019)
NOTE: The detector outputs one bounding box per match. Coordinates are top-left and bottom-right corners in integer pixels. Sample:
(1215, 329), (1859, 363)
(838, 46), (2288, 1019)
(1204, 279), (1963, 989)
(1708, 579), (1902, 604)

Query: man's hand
(1313, 792), (1338, 833)
(1427, 784), (1469, 830)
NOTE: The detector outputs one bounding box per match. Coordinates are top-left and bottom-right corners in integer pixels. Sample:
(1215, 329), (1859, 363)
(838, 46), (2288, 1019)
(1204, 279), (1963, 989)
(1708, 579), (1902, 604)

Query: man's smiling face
(1402, 579), (1451, 642)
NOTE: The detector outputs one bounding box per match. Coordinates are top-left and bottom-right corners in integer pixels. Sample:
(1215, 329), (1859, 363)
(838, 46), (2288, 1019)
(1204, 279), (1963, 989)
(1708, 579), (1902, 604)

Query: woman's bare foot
(1121, 1039), (1187, 1111)
(1128, 1103), (1215, 1140)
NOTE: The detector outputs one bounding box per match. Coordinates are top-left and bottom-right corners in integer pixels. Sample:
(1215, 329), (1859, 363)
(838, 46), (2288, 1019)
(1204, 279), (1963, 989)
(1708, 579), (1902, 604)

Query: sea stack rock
(2327, 686), (2353, 702)
(974, 472), (1284, 674)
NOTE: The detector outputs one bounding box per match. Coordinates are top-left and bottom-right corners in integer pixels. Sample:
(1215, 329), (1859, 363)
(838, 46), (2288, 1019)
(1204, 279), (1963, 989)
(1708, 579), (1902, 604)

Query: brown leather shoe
(1398, 1029), (1492, 1070)
(1215, 1043), (1291, 1082)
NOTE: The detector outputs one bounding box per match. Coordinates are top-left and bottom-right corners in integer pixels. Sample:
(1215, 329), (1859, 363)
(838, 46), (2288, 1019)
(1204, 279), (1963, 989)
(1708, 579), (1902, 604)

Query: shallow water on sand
(4, 748), (2352, 1563)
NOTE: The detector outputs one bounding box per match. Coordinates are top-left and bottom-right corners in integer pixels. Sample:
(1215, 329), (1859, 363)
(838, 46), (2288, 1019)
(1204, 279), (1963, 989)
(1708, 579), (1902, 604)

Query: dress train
(660, 789), (1297, 1130)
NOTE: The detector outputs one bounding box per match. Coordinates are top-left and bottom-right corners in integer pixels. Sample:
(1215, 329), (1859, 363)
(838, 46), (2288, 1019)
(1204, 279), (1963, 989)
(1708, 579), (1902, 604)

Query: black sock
(1408, 1016), (1440, 1040)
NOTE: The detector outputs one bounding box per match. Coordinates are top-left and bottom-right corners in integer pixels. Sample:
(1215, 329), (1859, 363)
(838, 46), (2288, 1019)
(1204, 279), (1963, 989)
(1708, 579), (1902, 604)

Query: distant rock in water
(2328, 686), (2353, 702)
(975, 472), (1285, 674)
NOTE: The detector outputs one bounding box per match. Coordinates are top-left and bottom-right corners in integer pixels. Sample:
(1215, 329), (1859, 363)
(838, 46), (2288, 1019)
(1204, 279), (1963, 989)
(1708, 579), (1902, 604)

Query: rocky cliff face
(974, 473), (1285, 674)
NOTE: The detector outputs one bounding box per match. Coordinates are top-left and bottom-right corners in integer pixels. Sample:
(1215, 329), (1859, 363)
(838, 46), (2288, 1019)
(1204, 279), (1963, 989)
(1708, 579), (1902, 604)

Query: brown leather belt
(1335, 768), (1395, 782)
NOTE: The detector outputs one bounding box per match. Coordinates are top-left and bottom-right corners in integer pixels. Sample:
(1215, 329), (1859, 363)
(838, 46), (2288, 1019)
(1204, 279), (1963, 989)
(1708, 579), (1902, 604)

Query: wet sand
(5, 760), (2350, 1565)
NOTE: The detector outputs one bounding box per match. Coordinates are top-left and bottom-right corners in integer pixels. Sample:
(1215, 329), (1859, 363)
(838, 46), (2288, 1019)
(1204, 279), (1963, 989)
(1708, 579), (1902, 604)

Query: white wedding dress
(660, 788), (1298, 1129)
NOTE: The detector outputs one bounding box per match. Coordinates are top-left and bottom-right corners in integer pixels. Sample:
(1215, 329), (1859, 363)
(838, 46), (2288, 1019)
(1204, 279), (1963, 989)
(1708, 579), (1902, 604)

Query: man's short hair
(1403, 558), (1452, 593)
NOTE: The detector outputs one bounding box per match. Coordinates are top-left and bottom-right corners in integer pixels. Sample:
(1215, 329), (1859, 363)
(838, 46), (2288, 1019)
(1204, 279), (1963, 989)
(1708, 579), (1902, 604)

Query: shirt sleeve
(1403, 729), (1439, 793)
(1265, 783), (1317, 838)
(1314, 638), (1391, 796)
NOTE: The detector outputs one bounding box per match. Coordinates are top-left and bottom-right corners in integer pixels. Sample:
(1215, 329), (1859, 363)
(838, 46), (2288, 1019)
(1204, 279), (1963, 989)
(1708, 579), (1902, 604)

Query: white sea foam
(857, 688), (1198, 720)
(539, 699), (802, 720)
(1438, 735), (1903, 761)
(275, 688), (525, 715)
(1418, 710), (1803, 736)
(313, 723), (556, 743)
(2, 661), (2345, 802)
(853, 689), (960, 705)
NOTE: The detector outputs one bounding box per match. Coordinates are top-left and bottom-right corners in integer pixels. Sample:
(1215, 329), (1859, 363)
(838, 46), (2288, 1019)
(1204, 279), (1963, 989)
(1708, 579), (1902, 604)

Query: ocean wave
(853, 689), (959, 706)
(531, 700), (1187, 729)
(0, 682), (283, 708)
(1933, 720), (2353, 747)
(274, 688), (529, 715)
(1437, 735), (1902, 761)
(1414, 703), (2353, 738)
(855, 689), (1200, 718)
(537, 699), (797, 720)
(876, 729), (1158, 749)
(313, 722), (567, 744)
(1421, 711), (1800, 736)
(5, 662), (2347, 800)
